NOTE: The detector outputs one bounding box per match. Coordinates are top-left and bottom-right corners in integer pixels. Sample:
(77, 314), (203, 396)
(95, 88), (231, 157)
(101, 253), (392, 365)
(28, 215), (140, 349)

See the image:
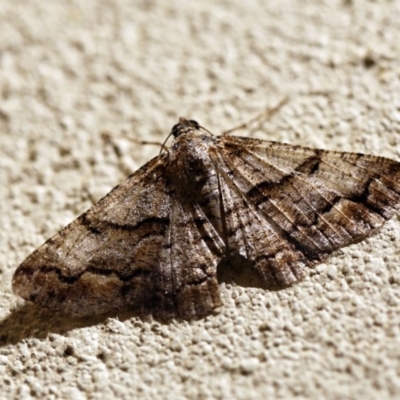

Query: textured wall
(1, 1), (400, 399)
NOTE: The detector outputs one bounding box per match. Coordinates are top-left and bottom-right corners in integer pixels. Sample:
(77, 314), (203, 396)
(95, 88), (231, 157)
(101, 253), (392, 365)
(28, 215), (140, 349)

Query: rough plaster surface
(1, 1), (400, 399)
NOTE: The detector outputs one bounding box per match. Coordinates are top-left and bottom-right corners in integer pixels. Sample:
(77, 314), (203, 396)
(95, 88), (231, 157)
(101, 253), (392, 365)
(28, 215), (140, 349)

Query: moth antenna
(159, 131), (174, 154)
(222, 96), (290, 136)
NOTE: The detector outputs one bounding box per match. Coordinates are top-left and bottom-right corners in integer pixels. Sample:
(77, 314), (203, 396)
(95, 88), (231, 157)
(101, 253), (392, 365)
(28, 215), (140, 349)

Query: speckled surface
(1, 1), (400, 399)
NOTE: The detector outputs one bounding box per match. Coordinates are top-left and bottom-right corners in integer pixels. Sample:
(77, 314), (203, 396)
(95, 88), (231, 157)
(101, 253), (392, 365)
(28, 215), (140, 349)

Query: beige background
(1, 1), (400, 399)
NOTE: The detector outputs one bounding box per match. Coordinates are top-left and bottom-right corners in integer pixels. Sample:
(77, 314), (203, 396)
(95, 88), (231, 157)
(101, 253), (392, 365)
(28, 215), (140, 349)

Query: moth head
(171, 118), (201, 138)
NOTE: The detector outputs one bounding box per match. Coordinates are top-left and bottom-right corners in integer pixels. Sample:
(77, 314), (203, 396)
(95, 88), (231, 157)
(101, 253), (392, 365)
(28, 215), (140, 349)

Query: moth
(13, 117), (400, 319)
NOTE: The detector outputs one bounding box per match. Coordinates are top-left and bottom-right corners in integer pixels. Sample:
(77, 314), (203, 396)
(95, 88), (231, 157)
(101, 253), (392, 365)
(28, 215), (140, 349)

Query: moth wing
(13, 154), (225, 319)
(218, 135), (400, 263)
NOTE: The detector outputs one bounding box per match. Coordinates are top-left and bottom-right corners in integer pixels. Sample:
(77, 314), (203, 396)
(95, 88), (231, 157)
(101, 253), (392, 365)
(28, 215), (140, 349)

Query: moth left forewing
(218, 135), (400, 261)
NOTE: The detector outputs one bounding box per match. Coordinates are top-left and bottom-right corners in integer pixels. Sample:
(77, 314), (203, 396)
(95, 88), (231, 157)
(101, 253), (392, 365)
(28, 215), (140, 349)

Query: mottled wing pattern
(13, 154), (225, 319)
(218, 136), (400, 265)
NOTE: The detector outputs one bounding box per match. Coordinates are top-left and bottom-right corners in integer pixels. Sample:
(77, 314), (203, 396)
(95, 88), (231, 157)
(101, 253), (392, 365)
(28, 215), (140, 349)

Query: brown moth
(13, 118), (400, 319)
